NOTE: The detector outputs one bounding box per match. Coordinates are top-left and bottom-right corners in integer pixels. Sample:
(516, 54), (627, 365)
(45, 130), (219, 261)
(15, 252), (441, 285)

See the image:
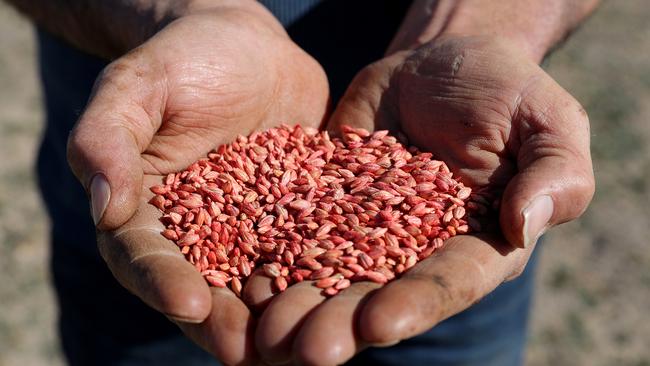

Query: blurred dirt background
(0, 1), (648, 365)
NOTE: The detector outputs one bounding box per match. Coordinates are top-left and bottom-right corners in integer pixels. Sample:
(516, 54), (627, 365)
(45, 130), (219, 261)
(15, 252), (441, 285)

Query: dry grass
(0, 1), (648, 365)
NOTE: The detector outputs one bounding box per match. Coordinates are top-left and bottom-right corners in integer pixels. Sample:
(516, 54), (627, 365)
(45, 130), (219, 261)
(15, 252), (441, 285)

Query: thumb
(327, 59), (401, 135)
(67, 56), (165, 230)
(500, 76), (595, 249)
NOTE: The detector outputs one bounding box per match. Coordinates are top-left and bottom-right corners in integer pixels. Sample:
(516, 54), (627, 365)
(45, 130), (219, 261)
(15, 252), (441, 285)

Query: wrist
(434, 1), (566, 63)
(119, 0), (273, 56)
(387, 0), (599, 64)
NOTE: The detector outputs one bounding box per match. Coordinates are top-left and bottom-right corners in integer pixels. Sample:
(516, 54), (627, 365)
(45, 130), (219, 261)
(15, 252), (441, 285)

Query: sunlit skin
(251, 35), (594, 366)
(68, 4), (329, 365)
(61, 1), (598, 365)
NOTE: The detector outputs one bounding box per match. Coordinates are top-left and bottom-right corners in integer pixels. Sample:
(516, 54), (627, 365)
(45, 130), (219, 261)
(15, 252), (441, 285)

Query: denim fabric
(348, 251), (537, 366)
(37, 1), (536, 364)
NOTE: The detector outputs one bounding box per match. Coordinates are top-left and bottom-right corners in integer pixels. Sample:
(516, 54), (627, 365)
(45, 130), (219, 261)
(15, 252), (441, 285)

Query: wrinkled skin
(68, 7), (595, 363)
(251, 36), (594, 366)
(67, 4), (328, 365)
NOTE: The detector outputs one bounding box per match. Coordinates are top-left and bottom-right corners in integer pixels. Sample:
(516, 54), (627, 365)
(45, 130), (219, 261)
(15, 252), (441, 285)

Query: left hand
(246, 35), (595, 365)
(66, 3), (330, 364)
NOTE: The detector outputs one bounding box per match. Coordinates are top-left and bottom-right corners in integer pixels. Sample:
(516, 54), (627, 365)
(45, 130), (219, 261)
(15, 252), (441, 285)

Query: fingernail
(371, 339), (401, 348)
(522, 195), (553, 248)
(166, 314), (204, 325)
(90, 173), (110, 226)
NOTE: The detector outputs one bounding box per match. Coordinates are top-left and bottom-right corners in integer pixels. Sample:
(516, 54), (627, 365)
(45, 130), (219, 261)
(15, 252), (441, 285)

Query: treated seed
(274, 276), (288, 292)
(291, 272), (304, 283)
(149, 195), (166, 210)
(231, 276), (242, 297)
(302, 247), (326, 258)
(365, 271), (388, 284)
(238, 260), (251, 277)
(179, 194), (203, 209)
(457, 187), (472, 200)
(289, 199), (311, 210)
(315, 276), (340, 288)
(322, 287), (339, 296)
(315, 223), (334, 238)
(358, 252), (374, 269)
(206, 275), (227, 288)
(334, 278), (351, 290)
(263, 263), (281, 277)
(453, 206), (466, 219)
(162, 229), (178, 241)
(347, 263), (365, 274)
(297, 257), (323, 271)
(149, 125), (480, 298)
(178, 233), (200, 246)
(310, 267), (335, 280)
(283, 250), (295, 266)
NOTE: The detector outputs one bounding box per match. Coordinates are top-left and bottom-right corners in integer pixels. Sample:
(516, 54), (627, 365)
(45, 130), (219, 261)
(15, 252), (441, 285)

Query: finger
(294, 282), (382, 366)
(241, 269), (275, 314)
(97, 175), (211, 322)
(255, 281), (326, 364)
(67, 53), (165, 229)
(175, 287), (258, 366)
(358, 234), (534, 345)
(501, 74), (595, 248)
(327, 59), (401, 135)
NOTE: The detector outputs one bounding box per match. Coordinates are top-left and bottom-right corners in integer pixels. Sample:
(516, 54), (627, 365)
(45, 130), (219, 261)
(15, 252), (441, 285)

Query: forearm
(4, 0), (247, 59)
(388, 0), (600, 62)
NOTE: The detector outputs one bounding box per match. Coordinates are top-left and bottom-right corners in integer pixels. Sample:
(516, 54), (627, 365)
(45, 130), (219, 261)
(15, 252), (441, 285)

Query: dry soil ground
(0, 1), (648, 365)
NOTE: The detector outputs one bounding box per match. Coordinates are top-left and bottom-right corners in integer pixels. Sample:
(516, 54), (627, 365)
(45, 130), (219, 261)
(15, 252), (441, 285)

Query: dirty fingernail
(522, 195), (553, 248)
(90, 173), (110, 225)
(370, 339), (401, 348)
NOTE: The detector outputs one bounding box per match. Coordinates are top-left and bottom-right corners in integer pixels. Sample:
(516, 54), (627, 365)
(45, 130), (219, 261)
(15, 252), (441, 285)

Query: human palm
(67, 4), (329, 364)
(248, 36), (594, 365)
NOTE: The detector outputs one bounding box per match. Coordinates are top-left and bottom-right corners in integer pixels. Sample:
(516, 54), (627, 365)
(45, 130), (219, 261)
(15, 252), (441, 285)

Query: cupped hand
(250, 36), (595, 365)
(66, 2), (329, 364)
(330, 35), (595, 248)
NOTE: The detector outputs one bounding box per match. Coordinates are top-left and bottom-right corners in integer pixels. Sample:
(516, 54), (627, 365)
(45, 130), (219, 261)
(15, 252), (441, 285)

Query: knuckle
(504, 245), (536, 283)
(101, 57), (136, 82)
(504, 262), (527, 282)
(573, 173), (596, 216)
(65, 127), (86, 173)
(356, 60), (391, 87)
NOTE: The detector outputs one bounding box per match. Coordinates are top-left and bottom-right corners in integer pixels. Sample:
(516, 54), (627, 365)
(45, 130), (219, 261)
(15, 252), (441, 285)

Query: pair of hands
(67, 3), (594, 365)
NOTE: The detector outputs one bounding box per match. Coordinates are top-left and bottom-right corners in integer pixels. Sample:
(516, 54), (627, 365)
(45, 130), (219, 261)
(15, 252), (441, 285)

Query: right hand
(248, 36), (595, 365)
(66, 2), (329, 364)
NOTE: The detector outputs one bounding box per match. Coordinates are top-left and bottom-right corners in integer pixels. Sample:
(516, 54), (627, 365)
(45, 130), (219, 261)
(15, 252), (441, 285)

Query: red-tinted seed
(310, 267), (335, 280)
(334, 278), (351, 290)
(178, 233), (200, 246)
(365, 271), (388, 284)
(289, 199), (311, 210)
(231, 277), (242, 297)
(457, 187), (472, 200)
(263, 263), (280, 277)
(358, 252), (374, 269)
(150, 125), (480, 298)
(322, 287), (339, 296)
(149, 195), (166, 210)
(315, 276), (340, 289)
(206, 275), (227, 288)
(274, 276), (288, 292)
(179, 194), (203, 209)
(162, 229), (178, 241)
(291, 272), (304, 283)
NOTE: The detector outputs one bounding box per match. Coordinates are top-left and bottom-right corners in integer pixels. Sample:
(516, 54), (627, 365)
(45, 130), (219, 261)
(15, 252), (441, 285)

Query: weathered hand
(249, 36), (594, 365)
(66, 2), (329, 364)
(330, 36), (594, 248)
